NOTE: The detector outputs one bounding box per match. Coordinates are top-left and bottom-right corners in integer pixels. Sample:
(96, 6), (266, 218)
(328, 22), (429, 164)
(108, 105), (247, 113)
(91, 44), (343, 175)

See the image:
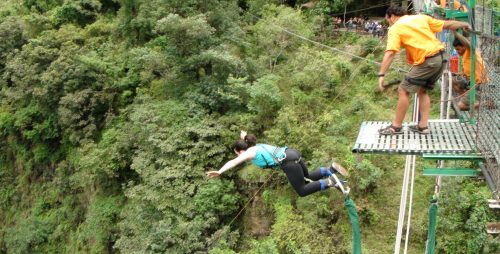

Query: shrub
(361, 38), (383, 57)
(345, 154), (383, 192)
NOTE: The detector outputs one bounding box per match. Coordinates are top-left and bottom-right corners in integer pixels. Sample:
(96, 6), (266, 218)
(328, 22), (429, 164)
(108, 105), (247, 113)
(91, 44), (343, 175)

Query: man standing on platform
(377, 6), (471, 135)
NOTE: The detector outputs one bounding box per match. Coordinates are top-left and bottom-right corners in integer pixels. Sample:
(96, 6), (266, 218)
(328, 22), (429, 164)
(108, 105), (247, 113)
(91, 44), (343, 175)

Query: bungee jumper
(206, 131), (350, 196)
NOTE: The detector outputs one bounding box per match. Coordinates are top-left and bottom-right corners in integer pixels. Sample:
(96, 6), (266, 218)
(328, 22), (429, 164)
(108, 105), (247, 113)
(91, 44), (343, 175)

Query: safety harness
(258, 145), (288, 169)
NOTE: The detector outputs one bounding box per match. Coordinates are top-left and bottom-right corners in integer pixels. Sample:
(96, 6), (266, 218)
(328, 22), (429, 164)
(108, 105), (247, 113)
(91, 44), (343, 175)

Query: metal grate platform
(352, 120), (478, 154)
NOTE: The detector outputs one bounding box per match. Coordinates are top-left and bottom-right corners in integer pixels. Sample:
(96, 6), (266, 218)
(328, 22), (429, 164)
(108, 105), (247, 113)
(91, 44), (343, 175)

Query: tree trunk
(343, 3), (346, 28)
(402, 0), (409, 10)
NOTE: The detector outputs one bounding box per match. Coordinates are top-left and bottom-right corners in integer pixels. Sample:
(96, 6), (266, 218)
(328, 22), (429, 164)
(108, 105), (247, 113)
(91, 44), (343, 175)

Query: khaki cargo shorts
(400, 53), (446, 93)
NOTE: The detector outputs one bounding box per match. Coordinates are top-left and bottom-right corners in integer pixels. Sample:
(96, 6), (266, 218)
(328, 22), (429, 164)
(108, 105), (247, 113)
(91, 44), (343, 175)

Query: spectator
(336, 16), (342, 28)
(347, 18), (353, 30)
(368, 21), (375, 35)
(376, 22), (382, 37)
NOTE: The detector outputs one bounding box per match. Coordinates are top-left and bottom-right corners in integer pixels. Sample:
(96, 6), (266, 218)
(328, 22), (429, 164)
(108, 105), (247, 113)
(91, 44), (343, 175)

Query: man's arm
(379, 50), (396, 75)
(378, 50), (397, 91)
(443, 20), (471, 31)
(452, 30), (471, 48)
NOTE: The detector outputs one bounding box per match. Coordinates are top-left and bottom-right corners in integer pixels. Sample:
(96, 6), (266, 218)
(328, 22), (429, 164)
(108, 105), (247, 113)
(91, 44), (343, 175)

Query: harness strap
(259, 145), (287, 168)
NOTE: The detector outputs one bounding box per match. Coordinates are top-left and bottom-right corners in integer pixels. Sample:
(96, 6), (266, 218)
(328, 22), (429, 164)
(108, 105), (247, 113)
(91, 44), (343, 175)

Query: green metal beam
(423, 168), (479, 177)
(423, 153), (484, 161)
(445, 10), (469, 20)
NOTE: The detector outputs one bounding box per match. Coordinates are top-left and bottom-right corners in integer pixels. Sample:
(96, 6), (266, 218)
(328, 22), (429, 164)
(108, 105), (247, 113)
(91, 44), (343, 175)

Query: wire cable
(207, 172), (275, 248)
(328, 2), (392, 16)
(248, 12), (409, 73)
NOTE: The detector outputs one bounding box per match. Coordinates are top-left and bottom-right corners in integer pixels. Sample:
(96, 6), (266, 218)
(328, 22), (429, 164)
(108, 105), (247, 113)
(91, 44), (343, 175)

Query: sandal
(409, 124), (430, 134)
(378, 125), (403, 135)
(331, 161), (348, 177)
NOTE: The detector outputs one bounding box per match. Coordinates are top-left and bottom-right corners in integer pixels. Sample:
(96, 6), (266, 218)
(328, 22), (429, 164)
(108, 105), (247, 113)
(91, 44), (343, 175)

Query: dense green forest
(0, 0), (498, 253)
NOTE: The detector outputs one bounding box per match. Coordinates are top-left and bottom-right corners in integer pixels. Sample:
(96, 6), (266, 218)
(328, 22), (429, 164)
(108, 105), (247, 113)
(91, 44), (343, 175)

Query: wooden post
(401, 0), (408, 10)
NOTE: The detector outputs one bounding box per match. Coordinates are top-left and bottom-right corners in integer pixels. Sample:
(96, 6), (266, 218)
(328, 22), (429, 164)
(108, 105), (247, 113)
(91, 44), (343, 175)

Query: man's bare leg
(393, 88), (411, 127)
(417, 88), (430, 128)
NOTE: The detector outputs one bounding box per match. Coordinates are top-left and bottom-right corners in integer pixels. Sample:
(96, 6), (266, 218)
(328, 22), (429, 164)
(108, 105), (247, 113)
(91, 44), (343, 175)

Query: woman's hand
(206, 171), (221, 178)
(240, 130), (247, 140)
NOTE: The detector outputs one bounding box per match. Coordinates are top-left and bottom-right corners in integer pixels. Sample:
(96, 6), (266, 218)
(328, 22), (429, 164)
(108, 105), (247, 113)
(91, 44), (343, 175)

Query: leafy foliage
(73, 195), (123, 253)
(437, 178), (498, 254)
(360, 37), (384, 57)
(0, 1), (496, 254)
(345, 153), (383, 192)
(0, 17), (26, 73)
(110, 99), (242, 253)
(309, 0), (355, 17)
(249, 5), (314, 72)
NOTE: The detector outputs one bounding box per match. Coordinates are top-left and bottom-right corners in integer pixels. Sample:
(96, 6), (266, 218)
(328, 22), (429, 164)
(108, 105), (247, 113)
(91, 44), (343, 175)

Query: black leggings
(280, 149), (332, 197)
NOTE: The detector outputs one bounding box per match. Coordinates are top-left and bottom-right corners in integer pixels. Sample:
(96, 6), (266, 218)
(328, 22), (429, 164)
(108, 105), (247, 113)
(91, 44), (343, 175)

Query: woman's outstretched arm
(206, 148), (256, 178)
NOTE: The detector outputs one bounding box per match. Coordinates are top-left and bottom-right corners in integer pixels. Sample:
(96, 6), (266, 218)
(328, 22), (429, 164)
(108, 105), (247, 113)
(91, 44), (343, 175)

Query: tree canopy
(0, 1), (497, 253)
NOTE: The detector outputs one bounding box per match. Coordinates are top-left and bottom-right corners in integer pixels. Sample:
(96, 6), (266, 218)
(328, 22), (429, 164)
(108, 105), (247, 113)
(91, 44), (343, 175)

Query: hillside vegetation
(0, 1), (497, 253)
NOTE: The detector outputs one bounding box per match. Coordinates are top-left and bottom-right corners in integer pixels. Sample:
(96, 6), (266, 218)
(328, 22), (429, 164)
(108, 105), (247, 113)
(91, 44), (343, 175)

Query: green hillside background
(0, 1), (498, 253)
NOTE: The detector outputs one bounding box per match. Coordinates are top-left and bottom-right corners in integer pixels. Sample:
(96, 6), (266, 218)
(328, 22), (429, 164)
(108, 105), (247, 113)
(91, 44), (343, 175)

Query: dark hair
(233, 134), (257, 152)
(453, 38), (463, 47)
(386, 6), (406, 17)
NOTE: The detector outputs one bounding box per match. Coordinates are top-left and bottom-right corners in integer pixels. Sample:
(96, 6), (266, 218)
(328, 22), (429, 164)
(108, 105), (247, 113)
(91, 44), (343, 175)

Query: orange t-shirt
(386, 15), (445, 65)
(439, 0), (468, 12)
(462, 48), (488, 84)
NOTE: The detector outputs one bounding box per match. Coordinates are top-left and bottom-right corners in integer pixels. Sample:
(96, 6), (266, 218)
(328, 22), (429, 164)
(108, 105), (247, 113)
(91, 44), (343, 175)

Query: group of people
(334, 16), (387, 37)
(364, 20), (387, 37)
(208, 6), (485, 198)
(345, 16), (365, 30)
(333, 16), (364, 30)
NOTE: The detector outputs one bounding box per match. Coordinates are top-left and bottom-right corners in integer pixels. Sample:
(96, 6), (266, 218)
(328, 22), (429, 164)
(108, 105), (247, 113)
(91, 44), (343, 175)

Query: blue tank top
(251, 144), (287, 168)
